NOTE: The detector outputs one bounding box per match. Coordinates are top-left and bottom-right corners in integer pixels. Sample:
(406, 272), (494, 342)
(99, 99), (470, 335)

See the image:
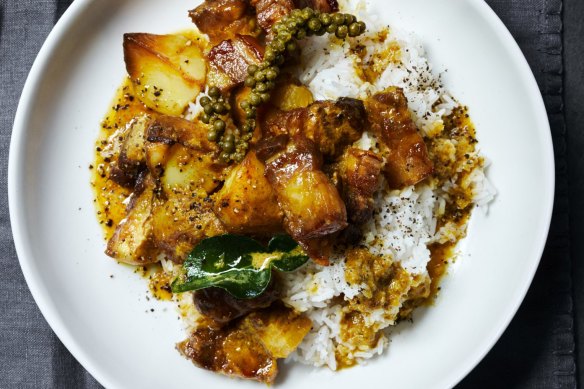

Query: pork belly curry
(92, 0), (486, 383)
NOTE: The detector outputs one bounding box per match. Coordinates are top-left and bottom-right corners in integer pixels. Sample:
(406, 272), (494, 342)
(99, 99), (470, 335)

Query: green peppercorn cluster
(200, 87), (247, 162)
(200, 8), (366, 163)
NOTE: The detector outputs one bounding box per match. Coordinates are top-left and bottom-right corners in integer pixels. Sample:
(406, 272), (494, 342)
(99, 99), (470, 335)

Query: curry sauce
(91, 79), (154, 241)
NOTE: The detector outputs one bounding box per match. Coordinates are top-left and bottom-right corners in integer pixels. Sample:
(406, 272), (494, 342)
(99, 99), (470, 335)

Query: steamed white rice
(285, 0), (495, 369)
(176, 0), (496, 371)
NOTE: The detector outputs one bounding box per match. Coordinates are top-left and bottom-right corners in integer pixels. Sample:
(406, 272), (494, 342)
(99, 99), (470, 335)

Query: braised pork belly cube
(251, 0), (340, 32)
(251, 0), (295, 31)
(207, 35), (264, 92)
(366, 87), (434, 188)
(193, 281), (279, 324)
(106, 174), (158, 265)
(177, 305), (311, 383)
(189, 0), (259, 44)
(259, 135), (347, 264)
(260, 97), (366, 159)
(302, 98), (366, 158)
(338, 147), (383, 225)
(293, 0), (339, 12)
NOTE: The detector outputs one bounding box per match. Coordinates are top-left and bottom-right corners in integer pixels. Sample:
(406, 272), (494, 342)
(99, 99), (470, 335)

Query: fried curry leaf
(171, 234), (308, 298)
(268, 235), (310, 272)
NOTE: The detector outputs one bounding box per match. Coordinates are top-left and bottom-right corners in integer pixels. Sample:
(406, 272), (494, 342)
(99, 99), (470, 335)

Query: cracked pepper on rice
(91, 0), (495, 383)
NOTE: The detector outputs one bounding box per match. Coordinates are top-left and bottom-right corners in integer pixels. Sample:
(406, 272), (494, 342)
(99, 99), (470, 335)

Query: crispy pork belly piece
(188, 0), (258, 44)
(213, 151), (284, 234)
(106, 175), (157, 265)
(366, 87), (434, 188)
(194, 281), (279, 324)
(260, 135), (347, 263)
(293, 0), (339, 12)
(261, 97), (366, 159)
(338, 148), (383, 225)
(109, 115), (152, 188)
(251, 0), (339, 32)
(251, 0), (295, 31)
(303, 98), (366, 158)
(179, 326), (275, 383)
(177, 305), (311, 383)
(208, 35), (264, 92)
(146, 115), (216, 151)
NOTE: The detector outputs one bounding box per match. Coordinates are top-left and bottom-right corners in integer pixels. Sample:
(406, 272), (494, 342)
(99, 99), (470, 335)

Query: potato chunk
(213, 151), (283, 234)
(271, 82), (314, 110)
(241, 306), (312, 359)
(123, 33), (206, 115)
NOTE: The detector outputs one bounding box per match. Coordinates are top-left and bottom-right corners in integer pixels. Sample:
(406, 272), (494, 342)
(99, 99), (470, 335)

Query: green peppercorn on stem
(198, 8), (366, 163)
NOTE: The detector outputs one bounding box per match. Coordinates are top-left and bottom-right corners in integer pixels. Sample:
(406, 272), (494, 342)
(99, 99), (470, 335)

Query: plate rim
(7, 0), (555, 388)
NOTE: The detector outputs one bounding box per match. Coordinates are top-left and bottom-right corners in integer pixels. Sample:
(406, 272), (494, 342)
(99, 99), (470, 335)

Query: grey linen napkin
(457, 0), (576, 388)
(0, 0), (576, 388)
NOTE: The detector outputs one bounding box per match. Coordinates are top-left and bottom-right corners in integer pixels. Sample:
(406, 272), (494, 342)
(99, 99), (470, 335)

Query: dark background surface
(0, 0), (582, 388)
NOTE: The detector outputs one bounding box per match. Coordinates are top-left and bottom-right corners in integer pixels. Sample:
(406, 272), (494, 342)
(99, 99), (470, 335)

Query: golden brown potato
(149, 191), (227, 262)
(240, 306), (312, 359)
(123, 33), (206, 115)
(366, 87), (434, 188)
(271, 82), (314, 110)
(213, 151), (284, 234)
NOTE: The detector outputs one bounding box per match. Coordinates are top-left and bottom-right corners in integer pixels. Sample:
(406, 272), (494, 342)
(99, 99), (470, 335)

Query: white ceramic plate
(9, 0), (554, 388)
